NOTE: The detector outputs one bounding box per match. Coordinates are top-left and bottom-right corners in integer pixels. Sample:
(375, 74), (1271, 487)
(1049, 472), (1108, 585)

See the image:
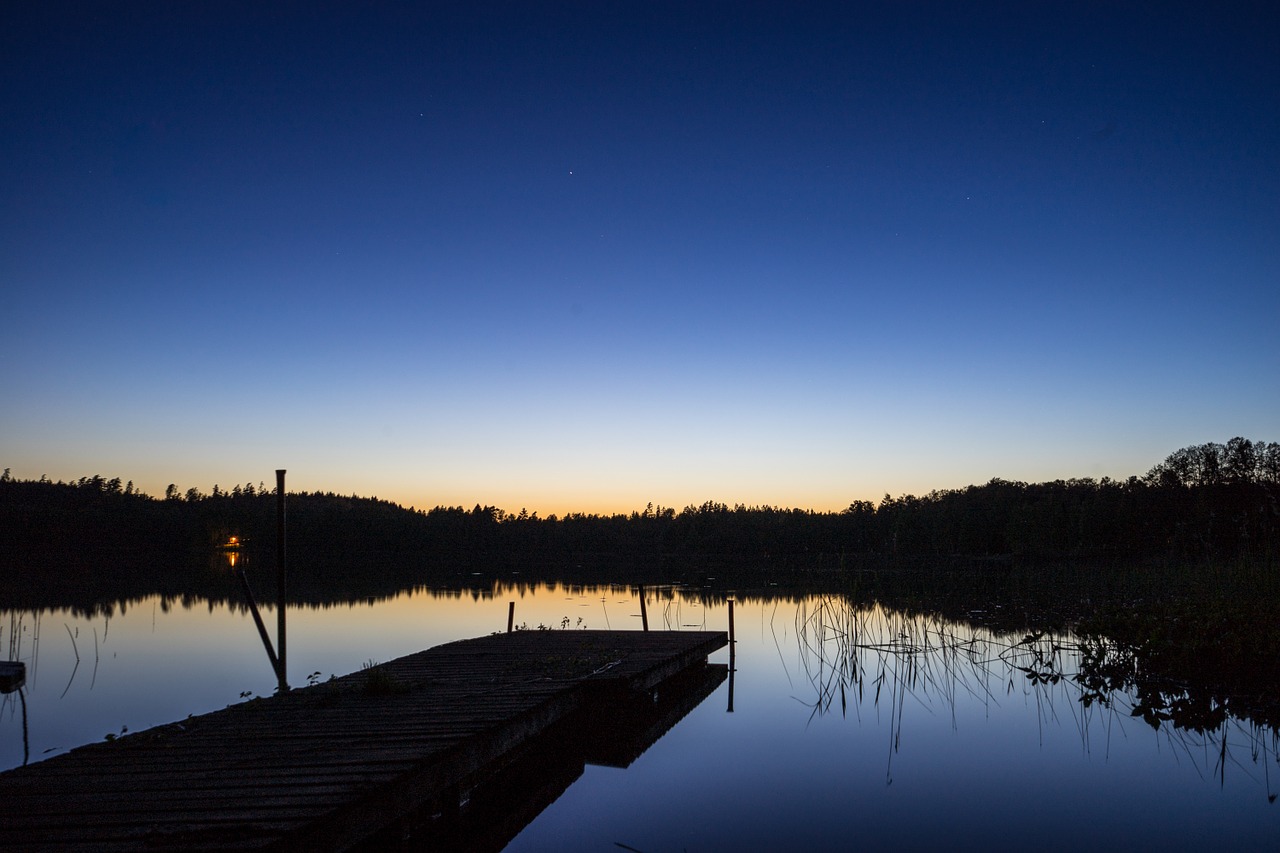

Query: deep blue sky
(3, 2), (1277, 514)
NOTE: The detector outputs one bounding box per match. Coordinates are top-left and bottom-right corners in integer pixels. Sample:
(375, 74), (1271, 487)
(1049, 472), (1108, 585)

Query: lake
(2, 578), (1277, 849)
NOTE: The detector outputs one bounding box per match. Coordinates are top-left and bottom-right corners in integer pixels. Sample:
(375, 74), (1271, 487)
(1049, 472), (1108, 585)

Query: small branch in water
(91, 627), (100, 690)
(64, 624), (79, 663)
(61, 623), (81, 699)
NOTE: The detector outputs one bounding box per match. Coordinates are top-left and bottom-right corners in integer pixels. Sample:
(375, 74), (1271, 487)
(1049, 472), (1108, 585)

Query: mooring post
(276, 469), (288, 692)
(727, 597), (736, 713)
(236, 567), (281, 677)
(0, 661), (24, 694)
(507, 601), (515, 633)
(638, 584), (649, 632)
(1, 662), (28, 765)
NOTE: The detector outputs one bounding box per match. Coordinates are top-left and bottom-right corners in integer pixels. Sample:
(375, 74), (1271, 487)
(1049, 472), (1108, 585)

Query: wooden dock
(0, 630), (727, 852)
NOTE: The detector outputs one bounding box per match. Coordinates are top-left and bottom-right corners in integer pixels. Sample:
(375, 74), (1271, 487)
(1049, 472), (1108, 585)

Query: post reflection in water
(2, 584), (1279, 848)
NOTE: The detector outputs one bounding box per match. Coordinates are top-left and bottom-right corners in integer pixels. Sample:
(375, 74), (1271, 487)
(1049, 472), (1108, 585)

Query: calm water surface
(3, 582), (1277, 849)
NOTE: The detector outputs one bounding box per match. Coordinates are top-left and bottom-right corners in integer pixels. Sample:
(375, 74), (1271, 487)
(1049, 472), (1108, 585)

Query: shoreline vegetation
(3, 437), (1279, 731)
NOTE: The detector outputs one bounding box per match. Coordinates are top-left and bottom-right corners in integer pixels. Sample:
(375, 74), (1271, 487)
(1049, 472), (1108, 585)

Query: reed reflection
(785, 595), (1280, 799)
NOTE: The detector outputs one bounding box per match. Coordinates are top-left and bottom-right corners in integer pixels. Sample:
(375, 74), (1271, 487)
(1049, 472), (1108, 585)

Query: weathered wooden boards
(0, 630), (726, 852)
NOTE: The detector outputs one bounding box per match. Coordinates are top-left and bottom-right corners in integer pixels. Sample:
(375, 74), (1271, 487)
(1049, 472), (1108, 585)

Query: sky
(2, 1), (1277, 516)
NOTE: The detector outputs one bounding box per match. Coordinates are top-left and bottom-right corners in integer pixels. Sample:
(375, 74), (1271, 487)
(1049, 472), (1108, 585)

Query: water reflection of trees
(787, 596), (1280, 799)
(8, 575), (1280, 801)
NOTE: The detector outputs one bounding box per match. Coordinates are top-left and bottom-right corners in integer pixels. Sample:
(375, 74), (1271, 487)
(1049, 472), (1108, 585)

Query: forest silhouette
(3, 438), (1276, 606)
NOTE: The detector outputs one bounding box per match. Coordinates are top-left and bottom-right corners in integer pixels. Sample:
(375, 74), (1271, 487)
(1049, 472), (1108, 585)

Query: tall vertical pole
(276, 469), (288, 692)
(727, 598), (736, 713)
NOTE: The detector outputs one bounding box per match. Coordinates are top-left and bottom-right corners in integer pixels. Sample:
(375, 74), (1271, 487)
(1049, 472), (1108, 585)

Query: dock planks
(0, 630), (726, 852)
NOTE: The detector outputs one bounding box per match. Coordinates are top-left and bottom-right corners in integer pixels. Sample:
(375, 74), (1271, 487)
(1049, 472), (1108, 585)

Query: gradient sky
(3, 2), (1277, 515)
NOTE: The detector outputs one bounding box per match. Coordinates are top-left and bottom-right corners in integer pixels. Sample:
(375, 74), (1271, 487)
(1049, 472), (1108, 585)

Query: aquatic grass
(59, 624), (80, 699)
(783, 594), (1280, 798)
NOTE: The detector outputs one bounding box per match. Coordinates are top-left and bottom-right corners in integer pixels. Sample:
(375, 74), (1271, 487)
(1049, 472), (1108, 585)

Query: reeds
(785, 595), (1280, 798)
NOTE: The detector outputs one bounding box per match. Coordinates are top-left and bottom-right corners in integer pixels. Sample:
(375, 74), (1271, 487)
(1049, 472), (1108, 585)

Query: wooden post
(18, 686), (27, 766)
(0, 661), (24, 693)
(0, 661), (27, 763)
(507, 602), (515, 633)
(236, 567), (281, 677)
(276, 469), (288, 692)
(727, 598), (736, 713)
(638, 584), (649, 632)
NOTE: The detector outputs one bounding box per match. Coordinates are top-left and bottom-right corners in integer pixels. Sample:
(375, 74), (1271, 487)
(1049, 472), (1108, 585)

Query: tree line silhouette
(2, 437), (1277, 607)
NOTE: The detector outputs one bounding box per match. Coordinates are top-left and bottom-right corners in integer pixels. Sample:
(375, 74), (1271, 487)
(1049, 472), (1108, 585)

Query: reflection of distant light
(227, 551), (238, 569)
